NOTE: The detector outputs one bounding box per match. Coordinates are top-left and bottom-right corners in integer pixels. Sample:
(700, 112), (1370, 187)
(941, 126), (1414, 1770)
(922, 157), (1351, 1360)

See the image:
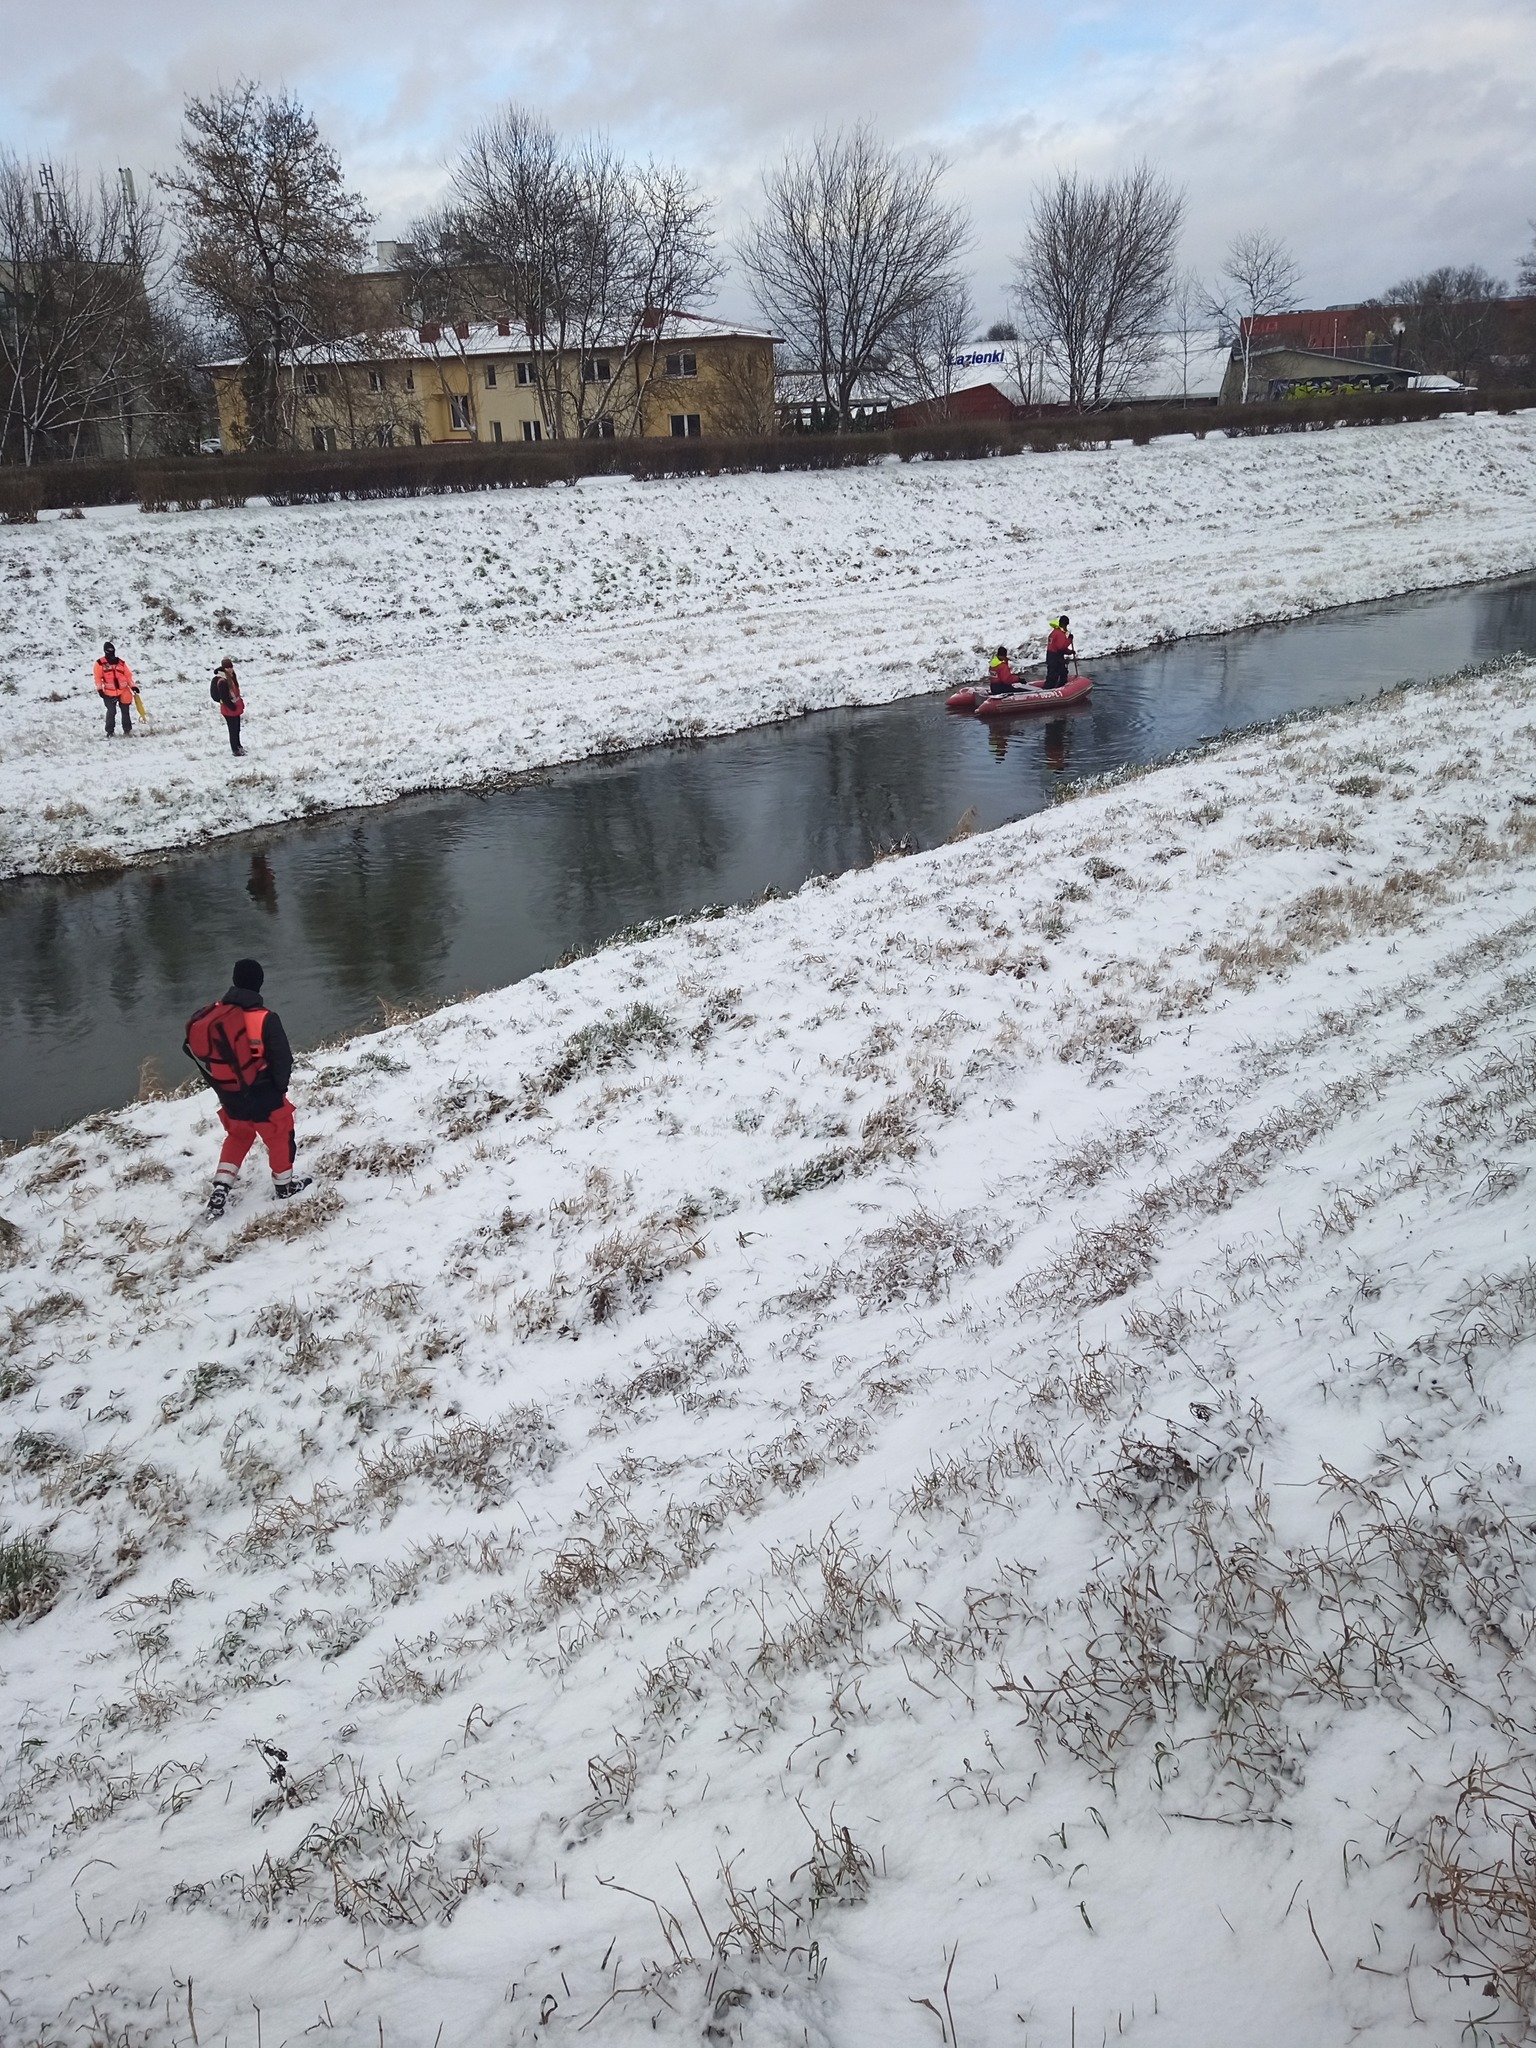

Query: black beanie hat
(232, 957), (264, 991)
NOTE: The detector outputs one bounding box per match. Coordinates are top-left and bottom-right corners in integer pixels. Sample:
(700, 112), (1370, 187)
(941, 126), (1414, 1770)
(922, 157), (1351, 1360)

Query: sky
(2, 0), (1533, 326)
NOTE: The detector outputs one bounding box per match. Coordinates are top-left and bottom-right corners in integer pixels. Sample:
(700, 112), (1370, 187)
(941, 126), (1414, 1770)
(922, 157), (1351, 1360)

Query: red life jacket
(1047, 627), (1071, 653)
(184, 1002), (268, 1093)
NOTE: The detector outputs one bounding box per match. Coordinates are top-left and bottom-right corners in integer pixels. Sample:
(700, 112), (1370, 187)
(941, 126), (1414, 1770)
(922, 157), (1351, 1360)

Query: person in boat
(1045, 616), (1075, 691)
(987, 646), (1020, 695)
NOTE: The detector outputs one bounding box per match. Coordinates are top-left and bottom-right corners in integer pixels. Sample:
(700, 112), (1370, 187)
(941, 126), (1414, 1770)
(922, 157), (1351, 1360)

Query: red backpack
(184, 1002), (268, 1093)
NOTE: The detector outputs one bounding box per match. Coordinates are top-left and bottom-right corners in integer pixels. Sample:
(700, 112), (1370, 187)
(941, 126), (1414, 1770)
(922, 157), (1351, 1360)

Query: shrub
(0, 385), (1522, 523)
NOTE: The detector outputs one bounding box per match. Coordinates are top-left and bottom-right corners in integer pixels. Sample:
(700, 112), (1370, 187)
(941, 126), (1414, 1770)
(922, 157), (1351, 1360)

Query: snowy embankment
(2, 409), (1536, 879)
(3, 656), (1536, 2044)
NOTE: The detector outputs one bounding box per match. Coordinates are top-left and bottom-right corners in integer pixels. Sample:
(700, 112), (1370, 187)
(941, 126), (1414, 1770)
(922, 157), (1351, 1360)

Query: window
(375, 424), (394, 447)
(521, 419), (542, 442)
(311, 425), (337, 451)
(669, 413), (701, 438)
(304, 371), (324, 395)
(665, 352), (697, 379)
(581, 358), (612, 383)
(484, 363), (497, 388)
(516, 362), (535, 386)
(411, 424), (423, 446)
(404, 367), (415, 392)
(368, 369), (384, 392)
(584, 417), (615, 439)
(449, 394), (472, 431)
(492, 420), (503, 443)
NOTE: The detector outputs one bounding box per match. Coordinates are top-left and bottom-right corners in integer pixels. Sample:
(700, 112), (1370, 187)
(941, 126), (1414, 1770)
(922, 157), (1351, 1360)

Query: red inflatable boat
(948, 675), (1094, 715)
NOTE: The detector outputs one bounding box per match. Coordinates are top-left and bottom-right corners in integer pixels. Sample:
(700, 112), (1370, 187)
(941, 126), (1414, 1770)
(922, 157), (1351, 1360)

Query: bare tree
(0, 155), (162, 463)
(1206, 229), (1301, 402)
(1167, 266), (1207, 404)
(161, 82), (373, 449)
(414, 107), (718, 439)
(887, 278), (975, 413)
(1013, 164), (1184, 410)
(739, 124), (970, 431)
(1383, 263), (1507, 384)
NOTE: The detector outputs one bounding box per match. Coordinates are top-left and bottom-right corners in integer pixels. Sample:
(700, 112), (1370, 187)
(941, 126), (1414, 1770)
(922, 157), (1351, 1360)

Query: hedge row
(2, 388), (1530, 521)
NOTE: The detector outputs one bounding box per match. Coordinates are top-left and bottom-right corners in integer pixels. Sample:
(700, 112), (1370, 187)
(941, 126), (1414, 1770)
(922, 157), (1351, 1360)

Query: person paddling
(184, 958), (311, 1218)
(94, 640), (136, 737)
(1045, 616), (1076, 692)
(987, 646), (1019, 695)
(211, 657), (246, 755)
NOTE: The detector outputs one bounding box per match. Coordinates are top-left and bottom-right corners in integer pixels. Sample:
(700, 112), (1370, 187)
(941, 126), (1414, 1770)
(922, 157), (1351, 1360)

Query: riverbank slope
(3, 656), (1536, 2043)
(2, 408), (1535, 878)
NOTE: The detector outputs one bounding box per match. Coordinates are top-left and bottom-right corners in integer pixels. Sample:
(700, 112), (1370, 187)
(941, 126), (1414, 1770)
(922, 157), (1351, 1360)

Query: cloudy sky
(4, 0), (1533, 323)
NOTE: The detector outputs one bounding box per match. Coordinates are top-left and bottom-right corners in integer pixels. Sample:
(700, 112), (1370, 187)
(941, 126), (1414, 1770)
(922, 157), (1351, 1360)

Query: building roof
(204, 311), (778, 373)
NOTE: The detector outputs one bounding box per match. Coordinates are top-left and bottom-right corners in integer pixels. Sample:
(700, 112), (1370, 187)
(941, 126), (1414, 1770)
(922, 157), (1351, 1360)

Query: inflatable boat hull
(973, 676), (1094, 716)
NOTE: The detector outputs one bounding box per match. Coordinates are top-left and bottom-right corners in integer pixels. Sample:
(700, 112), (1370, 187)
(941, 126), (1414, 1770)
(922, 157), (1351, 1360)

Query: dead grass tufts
(1418, 1757), (1536, 2015)
(752, 1527), (898, 1676)
(851, 1206), (987, 1310)
(227, 1187), (342, 1249)
(359, 1406), (561, 1512)
(534, 1001), (676, 1100)
(317, 1139), (427, 1179)
(585, 1209), (707, 1321)
(0, 1528), (65, 1621)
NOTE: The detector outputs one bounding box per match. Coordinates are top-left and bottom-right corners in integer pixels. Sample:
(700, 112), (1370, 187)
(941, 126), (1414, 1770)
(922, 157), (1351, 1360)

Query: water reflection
(5, 571), (1536, 1138)
(247, 853), (279, 913)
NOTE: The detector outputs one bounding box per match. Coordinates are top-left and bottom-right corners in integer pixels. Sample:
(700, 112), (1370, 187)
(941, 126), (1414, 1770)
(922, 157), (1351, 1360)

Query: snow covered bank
(4, 653), (1536, 2042)
(3, 409), (1536, 879)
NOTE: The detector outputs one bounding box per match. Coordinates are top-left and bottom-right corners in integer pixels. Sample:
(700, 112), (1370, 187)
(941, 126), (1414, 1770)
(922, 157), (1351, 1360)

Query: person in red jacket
(94, 640), (136, 736)
(212, 657), (246, 755)
(184, 958), (311, 1217)
(1045, 615), (1076, 691)
(987, 646), (1019, 695)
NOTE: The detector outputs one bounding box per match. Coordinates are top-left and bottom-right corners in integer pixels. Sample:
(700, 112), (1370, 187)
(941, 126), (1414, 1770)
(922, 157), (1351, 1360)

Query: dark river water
(7, 571), (1536, 1140)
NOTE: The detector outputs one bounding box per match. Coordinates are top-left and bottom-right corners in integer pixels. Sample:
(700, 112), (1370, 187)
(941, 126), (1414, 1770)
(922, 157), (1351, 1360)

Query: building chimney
(419, 322), (441, 344)
(455, 321), (471, 340)
(497, 318), (511, 337)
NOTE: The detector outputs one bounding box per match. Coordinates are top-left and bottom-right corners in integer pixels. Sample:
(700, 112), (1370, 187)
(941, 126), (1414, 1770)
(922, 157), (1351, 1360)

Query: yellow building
(206, 315), (778, 451)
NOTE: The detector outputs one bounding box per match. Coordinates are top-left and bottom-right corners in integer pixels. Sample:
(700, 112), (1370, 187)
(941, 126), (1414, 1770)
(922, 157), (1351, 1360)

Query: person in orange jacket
(183, 958), (311, 1218)
(94, 640), (136, 736)
(211, 657), (246, 755)
(1045, 615), (1076, 690)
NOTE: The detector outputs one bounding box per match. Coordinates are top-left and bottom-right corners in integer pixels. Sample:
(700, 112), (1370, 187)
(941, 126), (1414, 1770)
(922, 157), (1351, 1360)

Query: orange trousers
(216, 1100), (296, 1178)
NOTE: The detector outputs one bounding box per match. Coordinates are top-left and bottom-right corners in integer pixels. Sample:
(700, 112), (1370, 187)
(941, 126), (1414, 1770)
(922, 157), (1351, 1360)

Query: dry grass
(226, 1187), (343, 1249)
(358, 1406), (561, 1513)
(532, 1001), (676, 1101)
(315, 1139), (427, 1179)
(1418, 1758), (1536, 2016)
(0, 1528), (65, 1621)
(752, 1527), (898, 1677)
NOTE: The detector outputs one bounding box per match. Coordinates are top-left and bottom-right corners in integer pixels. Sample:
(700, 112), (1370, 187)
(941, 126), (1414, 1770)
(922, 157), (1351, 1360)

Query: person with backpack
(94, 640), (136, 736)
(1045, 616), (1076, 691)
(184, 958), (311, 1218)
(211, 658), (246, 756)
